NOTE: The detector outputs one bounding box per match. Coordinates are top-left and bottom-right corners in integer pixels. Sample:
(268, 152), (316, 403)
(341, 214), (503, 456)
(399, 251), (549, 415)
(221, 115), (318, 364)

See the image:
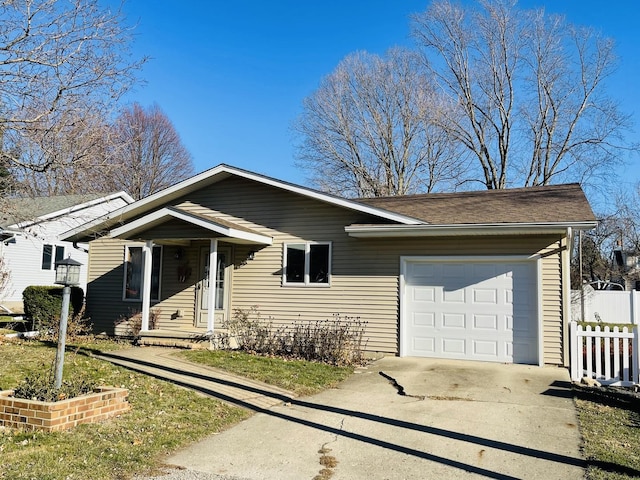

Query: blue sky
(116, 0), (640, 194)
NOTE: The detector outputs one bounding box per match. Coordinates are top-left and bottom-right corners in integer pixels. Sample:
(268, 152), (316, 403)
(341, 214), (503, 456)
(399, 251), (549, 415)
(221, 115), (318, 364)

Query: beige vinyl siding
(86, 239), (198, 333)
(85, 238), (134, 334)
(540, 242), (564, 365)
(85, 175), (567, 364)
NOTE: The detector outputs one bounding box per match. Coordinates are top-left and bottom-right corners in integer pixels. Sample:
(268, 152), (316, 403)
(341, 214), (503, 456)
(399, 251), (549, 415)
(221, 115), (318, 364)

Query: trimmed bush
(23, 285), (84, 333)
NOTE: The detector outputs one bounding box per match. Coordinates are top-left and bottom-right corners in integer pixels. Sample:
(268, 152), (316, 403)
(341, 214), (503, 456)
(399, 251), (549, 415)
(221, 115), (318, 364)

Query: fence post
(570, 321), (578, 381)
(633, 326), (639, 385)
(634, 292), (639, 384)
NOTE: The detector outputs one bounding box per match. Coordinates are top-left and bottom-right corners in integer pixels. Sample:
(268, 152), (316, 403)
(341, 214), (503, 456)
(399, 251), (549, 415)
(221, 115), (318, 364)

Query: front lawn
(0, 339), (250, 480)
(0, 338), (356, 480)
(179, 349), (354, 396)
(575, 387), (640, 479)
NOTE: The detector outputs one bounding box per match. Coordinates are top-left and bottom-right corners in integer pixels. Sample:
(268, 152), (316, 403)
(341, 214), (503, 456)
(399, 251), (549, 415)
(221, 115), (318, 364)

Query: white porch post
(207, 239), (218, 332)
(141, 240), (154, 332)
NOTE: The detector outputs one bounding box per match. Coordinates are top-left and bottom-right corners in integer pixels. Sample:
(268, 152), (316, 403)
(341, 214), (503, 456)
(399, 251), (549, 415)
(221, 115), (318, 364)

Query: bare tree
(9, 106), (112, 196)
(105, 103), (195, 200)
(411, 0), (635, 190)
(294, 48), (468, 197)
(0, 0), (144, 175)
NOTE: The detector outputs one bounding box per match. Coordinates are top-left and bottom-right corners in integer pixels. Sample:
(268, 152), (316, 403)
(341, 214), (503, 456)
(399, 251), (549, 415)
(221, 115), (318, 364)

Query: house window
(284, 242), (331, 286)
(41, 245), (64, 270)
(124, 245), (162, 301)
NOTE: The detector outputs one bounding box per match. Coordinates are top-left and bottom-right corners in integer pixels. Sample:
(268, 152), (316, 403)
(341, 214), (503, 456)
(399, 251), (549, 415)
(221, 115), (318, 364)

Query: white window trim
(282, 241), (331, 287)
(122, 244), (163, 302)
(41, 244), (65, 270)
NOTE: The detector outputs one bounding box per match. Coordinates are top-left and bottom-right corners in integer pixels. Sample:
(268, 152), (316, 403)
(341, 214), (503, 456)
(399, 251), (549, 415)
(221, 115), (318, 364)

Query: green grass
(575, 395), (640, 479)
(0, 339), (250, 480)
(178, 349), (354, 396)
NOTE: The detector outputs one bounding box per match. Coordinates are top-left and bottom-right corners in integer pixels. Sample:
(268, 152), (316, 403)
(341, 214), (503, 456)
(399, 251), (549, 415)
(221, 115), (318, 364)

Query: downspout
(72, 242), (89, 254)
(562, 227), (573, 367)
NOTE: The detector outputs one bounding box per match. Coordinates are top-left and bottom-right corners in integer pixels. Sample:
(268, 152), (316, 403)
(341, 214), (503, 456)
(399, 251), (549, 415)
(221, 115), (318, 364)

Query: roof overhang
(345, 221), (598, 238)
(110, 207), (273, 245)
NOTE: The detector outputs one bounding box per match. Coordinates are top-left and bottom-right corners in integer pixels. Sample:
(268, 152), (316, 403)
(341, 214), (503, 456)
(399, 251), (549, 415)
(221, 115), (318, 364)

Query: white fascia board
(110, 207), (273, 245)
(345, 221), (598, 237)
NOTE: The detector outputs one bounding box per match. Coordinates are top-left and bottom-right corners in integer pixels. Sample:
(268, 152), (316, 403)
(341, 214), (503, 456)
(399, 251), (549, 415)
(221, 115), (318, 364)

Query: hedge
(22, 286), (84, 331)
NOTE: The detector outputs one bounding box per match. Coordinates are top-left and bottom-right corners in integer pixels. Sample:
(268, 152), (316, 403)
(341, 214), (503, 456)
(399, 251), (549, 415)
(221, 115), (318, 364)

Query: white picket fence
(570, 322), (639, 386)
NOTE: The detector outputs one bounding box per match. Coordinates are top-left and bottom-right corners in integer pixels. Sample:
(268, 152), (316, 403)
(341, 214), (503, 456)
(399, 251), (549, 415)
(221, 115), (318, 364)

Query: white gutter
(345, 221), (598, 237)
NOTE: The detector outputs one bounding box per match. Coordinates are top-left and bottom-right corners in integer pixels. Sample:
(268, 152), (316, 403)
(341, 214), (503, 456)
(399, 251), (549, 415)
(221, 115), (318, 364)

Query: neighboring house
(61, 164), (597, 366)
(0, 192), (134, 312)
(612, 246), (640, 291)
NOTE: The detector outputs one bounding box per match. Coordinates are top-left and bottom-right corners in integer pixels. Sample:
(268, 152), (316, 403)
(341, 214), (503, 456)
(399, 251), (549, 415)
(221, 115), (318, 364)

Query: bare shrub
(114, 308), (160, 339)
(226, 307), (367, 366)
(37, 304), (93, 342)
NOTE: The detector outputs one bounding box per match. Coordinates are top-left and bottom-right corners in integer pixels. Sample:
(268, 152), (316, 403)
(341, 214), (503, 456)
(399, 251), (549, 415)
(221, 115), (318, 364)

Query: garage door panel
(473, 288), (498, 304)
(473, 314), (498, 330)
(442, 338), (466, 355)
(412, 312), (434, 327)
(413, 286), (436, 302)
(403, 259), (538, 364)
(413, 337), (435, 354)
(473, 339), (498, 357)
(442, 313), (465, 328)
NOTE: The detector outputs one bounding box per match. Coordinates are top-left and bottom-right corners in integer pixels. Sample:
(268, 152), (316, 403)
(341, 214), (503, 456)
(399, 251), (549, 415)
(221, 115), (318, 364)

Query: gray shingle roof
(357, 183), (596, 225)
(0, 193), (107, 228)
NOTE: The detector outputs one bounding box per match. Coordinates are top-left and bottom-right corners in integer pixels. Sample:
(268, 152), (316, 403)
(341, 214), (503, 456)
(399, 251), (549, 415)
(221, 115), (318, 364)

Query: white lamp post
(53, 257), (82, 389)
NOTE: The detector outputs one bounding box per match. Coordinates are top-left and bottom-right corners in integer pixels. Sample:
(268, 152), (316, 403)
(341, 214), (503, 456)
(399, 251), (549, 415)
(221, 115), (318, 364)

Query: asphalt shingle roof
(357, 183), (596, 225)
(0, 193), (107, 228)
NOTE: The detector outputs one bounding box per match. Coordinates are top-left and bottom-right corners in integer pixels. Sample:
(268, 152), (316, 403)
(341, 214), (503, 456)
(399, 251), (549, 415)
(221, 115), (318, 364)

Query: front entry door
(196, 246), (231, 328)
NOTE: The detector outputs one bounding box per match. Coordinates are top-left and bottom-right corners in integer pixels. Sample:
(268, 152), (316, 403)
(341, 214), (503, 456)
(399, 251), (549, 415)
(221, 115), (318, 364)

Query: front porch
(109, 205), (273, 337)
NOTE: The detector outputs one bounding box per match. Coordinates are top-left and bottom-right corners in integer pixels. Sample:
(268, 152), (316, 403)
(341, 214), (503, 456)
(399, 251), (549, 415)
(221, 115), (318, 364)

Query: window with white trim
(123, 245), (162, 301)
(41, 244), (64, 270)
(283, 242), (331, 286)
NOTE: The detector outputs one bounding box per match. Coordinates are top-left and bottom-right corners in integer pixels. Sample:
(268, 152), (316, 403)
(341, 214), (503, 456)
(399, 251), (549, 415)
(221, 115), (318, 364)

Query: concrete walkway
(92, 347), (295, 410)
(96, 348), (586, 480)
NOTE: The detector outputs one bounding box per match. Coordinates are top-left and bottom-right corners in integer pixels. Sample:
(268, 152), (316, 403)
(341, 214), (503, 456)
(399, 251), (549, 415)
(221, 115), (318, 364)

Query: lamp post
(53, 257), (82, 389)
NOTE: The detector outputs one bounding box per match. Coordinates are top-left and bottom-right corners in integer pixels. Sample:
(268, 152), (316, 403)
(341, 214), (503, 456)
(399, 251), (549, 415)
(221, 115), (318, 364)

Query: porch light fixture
(53, 256), (83, 389)
(54, 256), (82, 286)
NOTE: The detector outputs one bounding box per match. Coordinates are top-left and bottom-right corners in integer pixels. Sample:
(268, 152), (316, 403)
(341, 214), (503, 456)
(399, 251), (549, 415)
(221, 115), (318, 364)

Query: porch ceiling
(109, 206), (272, 245)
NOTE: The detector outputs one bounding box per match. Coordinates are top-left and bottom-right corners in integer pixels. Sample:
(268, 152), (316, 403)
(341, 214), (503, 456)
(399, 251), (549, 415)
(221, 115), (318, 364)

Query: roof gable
(61, 164), (424, 242)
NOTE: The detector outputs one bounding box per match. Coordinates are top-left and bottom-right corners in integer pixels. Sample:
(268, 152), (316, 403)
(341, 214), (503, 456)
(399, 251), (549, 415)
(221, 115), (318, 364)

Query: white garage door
(402, 258), (539, 364)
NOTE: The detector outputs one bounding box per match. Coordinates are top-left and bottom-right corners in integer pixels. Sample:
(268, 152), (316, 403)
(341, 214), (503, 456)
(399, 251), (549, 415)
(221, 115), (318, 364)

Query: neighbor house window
(124, 245), (162, 301)
(41, 245), (64, 270)
(283, 242), (331, 286)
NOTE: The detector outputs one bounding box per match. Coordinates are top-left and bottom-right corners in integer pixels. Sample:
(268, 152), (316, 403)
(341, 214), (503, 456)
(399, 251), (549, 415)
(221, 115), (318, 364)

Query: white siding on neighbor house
(1, 236), (88, 305)
(1, 196), (130, 309)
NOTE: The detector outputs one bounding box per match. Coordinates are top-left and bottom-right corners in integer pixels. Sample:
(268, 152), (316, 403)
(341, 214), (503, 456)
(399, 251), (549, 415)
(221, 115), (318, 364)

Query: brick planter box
(0, 387), (130, 432)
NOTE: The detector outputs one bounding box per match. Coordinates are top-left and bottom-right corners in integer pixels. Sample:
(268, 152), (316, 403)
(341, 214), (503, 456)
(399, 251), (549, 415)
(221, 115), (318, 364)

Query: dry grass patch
(575, 388), (640, 480)
(0, 339), (249, 480)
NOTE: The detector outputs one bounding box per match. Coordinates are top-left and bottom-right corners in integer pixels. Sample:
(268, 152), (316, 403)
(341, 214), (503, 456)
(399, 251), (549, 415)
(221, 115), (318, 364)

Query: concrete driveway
(164, 357), (585, 480)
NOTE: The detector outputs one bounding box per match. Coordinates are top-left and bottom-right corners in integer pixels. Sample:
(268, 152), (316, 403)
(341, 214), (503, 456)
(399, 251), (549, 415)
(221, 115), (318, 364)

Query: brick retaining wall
(0, 387), (130, 432)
